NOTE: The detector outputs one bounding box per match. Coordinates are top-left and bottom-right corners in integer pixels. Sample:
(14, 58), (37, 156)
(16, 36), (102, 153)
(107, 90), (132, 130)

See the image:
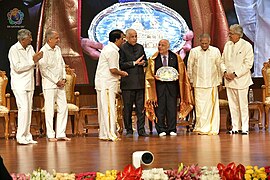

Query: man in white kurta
(95, 29), (127, 141)
(8, 29), (42, 145)
(234, 0), (270, 77)
(220, 24), (254, 135)
(39, 30), (70, 142)
(187, 34), (222, 135)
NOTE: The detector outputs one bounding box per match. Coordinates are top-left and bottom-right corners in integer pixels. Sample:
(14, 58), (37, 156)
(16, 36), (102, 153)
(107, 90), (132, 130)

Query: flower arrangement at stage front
(141, 168), (168, 180)
(200, 166), (220, 180)
(28, 168), (54, 180)
(165, 163), (202, 179)
(245, 165), (267, 180)
(75, 172), (96, 180)
(9, 163), (270, 180)
(217, 162), (245, 180)
(116, 164), (142, 180)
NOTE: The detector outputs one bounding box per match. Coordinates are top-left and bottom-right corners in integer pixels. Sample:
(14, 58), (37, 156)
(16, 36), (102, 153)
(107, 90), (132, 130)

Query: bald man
(145, 39), (192, 136)
(119, 29), (148, 137)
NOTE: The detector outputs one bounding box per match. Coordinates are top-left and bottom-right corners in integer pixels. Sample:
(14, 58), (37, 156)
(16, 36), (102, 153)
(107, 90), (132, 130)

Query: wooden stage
(1, 124), (270, 174)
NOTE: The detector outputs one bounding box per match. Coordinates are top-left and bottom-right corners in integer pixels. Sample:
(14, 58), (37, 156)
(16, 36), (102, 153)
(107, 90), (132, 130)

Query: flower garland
(10, 162), (270, 180)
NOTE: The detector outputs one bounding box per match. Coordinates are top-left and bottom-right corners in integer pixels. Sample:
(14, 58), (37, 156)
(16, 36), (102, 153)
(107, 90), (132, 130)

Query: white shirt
(187, 46), (222, 88)
(220, 38), (254, 89)
(8, 42), (35, 91)
(39, 43), (66, 89)
(95, 42), (120, 91)
(234, 0), (270, 76)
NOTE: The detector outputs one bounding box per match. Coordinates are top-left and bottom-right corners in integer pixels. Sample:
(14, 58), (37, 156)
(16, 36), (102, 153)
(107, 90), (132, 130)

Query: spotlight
(132, 151), (154, 168)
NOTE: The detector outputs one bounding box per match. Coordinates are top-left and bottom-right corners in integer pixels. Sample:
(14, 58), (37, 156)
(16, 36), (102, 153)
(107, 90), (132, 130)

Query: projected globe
(88, 2), (190, 58)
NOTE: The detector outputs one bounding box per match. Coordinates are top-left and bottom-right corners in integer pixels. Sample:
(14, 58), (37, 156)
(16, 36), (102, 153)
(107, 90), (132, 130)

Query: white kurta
(234, 0), (270, 76)
(39, 43), (68, 139)
(8, 42), (36, 143)
(187, 46), (221, 134)
(95, 42), (120, 141)
(220, 38), (254, 133)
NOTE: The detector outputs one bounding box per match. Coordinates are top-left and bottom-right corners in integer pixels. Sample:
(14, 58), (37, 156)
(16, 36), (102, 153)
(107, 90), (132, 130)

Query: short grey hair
(125, 28), (136, 36)
(45, 29), (57, 42)
(17, 29), (31, 41)
(230, 24), (243, 37)
(199, 33), (211, 40)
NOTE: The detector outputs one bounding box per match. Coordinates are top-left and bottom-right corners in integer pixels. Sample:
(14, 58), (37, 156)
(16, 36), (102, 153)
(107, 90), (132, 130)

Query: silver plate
(156, 66), (179, 81)
(88, 2), (189, 58)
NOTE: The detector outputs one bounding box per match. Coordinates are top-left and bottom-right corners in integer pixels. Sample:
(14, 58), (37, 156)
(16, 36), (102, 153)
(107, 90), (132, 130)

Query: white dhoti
(96, 86), (118, 141)
(194, 87), (220, 134)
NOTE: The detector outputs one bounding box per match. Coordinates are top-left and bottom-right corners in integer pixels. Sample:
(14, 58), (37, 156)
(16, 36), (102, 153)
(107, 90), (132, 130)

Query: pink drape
(188, 0), (229, 52)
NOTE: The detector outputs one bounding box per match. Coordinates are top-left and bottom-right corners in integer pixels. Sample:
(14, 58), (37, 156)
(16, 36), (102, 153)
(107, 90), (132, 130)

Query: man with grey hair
(8, 29), (43, 145)
(221, 24), (254, 135)
(39, 29), (71, 142)
(187, 33), (222, 135)
(119, 28), (148, 137)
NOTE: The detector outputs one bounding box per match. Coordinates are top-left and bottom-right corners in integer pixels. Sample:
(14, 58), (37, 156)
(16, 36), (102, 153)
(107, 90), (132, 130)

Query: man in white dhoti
(187, 33), (222, 135)
(221, 24), (254, 135)
(234, 0), (270, 77)
(95, 29), (128, 141)
(39, 29), (71, 142)
(8, 29), (43, 145)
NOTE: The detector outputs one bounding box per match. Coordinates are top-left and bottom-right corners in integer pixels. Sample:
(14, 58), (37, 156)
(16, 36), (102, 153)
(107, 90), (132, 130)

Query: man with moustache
(187, 33), (222, 135)
(221, 24), (254, 135)
(119, 29), (148, 137)
(8, 29), (42, 145)
(95, 29), (128, 141)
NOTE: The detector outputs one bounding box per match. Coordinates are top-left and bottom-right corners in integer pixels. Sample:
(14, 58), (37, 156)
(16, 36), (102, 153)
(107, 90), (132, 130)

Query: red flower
(117, 164), (142, 180)
(75, 172), (96, 180)
(217, 162), (245, 180)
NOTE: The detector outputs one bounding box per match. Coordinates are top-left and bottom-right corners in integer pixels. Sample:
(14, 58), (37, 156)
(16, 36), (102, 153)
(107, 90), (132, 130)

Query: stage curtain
(188, 0), (229, 52)
(36, 0), (88, 84)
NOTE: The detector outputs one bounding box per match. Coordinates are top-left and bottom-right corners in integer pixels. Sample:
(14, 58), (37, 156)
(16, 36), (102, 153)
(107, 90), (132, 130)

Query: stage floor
(1, 127), (270, 174)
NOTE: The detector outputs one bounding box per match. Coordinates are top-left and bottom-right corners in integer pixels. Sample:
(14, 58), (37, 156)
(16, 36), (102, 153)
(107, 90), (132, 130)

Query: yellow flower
(246, 169), (254, 174)
(244, 173), (252, 180)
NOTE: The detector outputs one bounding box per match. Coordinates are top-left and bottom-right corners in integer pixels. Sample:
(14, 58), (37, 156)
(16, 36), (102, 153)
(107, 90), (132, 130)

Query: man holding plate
(145, 39), (193, 136)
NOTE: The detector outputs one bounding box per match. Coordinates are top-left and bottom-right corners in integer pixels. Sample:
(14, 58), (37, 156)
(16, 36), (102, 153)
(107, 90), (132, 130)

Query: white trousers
(43, 88), (68, 138)
(13, 90), (34, 142)
(194, 87), (220, 134)
(96, 87), (118, 141)
(226, 87), (249, 132)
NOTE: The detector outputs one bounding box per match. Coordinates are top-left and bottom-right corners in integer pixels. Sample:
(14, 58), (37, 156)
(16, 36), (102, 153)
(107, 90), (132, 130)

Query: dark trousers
(155, 88), (178, 134)
(0, 156), (12, 180)
(122, 89), (146, 134)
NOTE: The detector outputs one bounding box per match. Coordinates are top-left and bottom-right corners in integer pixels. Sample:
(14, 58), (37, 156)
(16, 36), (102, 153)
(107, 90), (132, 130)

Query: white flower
(200, 166), (220, 180)
(142, 168), (168, 180)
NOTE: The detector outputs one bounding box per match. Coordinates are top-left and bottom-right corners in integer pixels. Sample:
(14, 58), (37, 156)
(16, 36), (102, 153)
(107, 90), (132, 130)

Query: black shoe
(226, 130), (238, 134)
(126, 133), (133, 138)
(139, 133), (149, 137)
(241, 132), (248, 135)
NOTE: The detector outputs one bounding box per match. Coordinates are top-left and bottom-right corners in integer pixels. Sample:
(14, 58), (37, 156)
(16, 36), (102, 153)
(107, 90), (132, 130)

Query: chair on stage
(40, 65), (80, 135)
(262, 59), (270, 129)
(0, 70), (10, 139)
(219, 86), (232, 131)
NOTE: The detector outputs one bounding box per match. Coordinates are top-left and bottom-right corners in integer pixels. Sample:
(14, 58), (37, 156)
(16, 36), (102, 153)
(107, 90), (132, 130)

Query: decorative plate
(156, 66), (179, 81)
(88, 2), (189, 58)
